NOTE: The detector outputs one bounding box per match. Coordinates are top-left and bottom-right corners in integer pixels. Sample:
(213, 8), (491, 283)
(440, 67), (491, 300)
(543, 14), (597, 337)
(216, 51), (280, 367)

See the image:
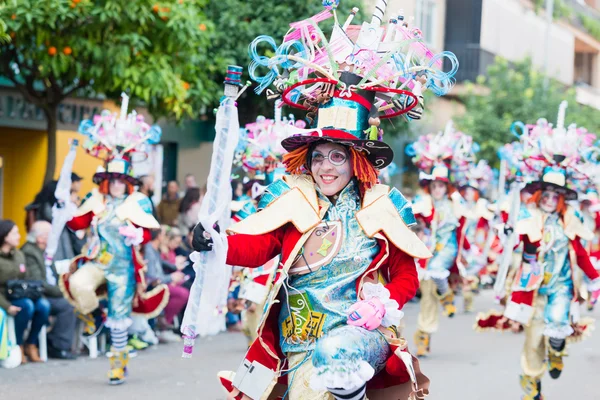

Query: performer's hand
(192, 222), (220, 252)
(347, 297), (385, 331)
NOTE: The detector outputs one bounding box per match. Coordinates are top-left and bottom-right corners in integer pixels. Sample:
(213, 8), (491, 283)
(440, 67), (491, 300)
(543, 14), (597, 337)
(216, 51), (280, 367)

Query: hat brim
(281, 129), (394, 169)
(525, 181), (578, 201)
(93, 172), (141, 187)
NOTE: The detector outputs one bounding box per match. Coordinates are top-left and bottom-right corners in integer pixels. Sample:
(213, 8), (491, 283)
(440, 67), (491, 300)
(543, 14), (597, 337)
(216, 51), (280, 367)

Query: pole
(543, 0), (554, 90)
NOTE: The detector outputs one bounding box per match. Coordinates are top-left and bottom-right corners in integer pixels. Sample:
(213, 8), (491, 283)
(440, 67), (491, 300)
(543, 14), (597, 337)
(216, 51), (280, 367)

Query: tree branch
(60, 79), (90, 101)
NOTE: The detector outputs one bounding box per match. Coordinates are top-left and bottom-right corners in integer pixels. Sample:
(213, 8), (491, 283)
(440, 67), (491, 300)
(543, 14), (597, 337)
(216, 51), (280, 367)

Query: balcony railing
(444, 43), (496, 83)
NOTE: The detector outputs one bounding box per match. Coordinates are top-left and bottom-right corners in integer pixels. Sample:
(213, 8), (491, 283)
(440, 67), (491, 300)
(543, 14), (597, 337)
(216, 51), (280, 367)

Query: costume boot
(24, 344), (43, 362)
(414, 330), (431, 357)
(463, 290), (474, 313)
(520, 375), (542, 400)
(547, 338), (567, 379)
(438, 290), (456, 317)
(108, 350), (129, 385)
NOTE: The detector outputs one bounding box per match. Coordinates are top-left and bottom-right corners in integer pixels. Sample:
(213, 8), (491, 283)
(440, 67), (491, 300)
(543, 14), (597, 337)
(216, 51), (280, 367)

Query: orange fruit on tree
(48, 47), (57, 56)
(182, 82), (191, 90)
(63, 47), (72, 55)
(152, 4), (159, 12)
(70, 2), (76, 8)
(11, 14), (16, 20)
(199, 23), (207, 31)
(9, 32), (15, 39)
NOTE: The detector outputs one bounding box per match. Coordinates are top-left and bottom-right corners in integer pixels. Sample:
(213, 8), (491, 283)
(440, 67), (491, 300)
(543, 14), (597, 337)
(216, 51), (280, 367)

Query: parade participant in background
(407, 123), (472, 357)
(455, 160), (495, 312)
(576, 184), (600, 310)
(476, 102), (600, 400)
(58, 96), (169, 385)
(188, 2), (459, 397)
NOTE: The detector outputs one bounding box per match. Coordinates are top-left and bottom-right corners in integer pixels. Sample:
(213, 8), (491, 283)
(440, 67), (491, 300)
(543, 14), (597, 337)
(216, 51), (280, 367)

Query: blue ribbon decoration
(426, 51), (459, 96)
(248, 35), (307, 95)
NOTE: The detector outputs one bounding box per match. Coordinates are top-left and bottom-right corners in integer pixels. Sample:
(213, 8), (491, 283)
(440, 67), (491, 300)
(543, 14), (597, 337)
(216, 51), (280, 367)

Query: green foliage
(456, 57), (599, 164)
(0, 0), (221, 119)
(580, 13), (600, 42)
(532, 0), (572, 19)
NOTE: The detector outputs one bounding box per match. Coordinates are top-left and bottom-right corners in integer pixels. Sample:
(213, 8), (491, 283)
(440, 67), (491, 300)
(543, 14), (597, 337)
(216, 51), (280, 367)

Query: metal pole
(543, 0), (554, 90)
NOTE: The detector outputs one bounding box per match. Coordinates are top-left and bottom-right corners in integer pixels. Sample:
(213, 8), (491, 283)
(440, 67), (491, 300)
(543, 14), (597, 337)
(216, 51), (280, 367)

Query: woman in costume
(408, 123), (471, 357)
(59, 98), (168, 385)
(190, 2), (460, 397)
(475, 103), (600, 400)
(456, 160), (495, 312)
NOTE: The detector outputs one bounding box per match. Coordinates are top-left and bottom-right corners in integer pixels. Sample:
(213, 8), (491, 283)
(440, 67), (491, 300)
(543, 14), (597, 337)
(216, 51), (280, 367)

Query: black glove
(191, 222), (220, 252)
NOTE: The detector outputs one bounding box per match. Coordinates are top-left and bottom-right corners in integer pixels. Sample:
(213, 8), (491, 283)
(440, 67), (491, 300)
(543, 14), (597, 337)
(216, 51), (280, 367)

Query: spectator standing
(157, 180), (181, 226)
(0, 220), (50, 364)
(184, 173), (198, 190)
(21, 221), (77, 360)
(177, 188), (202, 236)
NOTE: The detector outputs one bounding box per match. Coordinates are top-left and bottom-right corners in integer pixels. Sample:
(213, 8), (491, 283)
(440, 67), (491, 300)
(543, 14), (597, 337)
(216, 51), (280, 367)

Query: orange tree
(0, 0), (224, 185)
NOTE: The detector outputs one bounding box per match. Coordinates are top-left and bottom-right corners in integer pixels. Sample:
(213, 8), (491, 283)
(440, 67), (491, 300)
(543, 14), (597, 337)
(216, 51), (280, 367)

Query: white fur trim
(543, 325), (574, 339)
(361, 282), (404, 327)
(310, 360), (374, 391)
(425, 269), (450, 280)
(504, 301), (534, 325)
(588, 277), (600, 292)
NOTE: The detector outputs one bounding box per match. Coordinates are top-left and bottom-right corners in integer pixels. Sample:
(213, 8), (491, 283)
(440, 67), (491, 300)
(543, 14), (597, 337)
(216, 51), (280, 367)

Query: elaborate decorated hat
(512, 101), (596, 201)
(78, 93), (162, 187)
(248, 1), (458, 169)
(407, 121), (474, 186)
(455, 160), (494, 195)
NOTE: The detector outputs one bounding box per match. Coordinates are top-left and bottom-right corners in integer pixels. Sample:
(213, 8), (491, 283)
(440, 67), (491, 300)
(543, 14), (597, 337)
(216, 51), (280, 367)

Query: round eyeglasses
(310, 149), (348, 166)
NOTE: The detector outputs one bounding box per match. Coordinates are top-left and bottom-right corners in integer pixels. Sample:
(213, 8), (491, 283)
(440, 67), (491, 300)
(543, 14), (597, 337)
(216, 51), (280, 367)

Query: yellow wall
(0, 127), (47, 237)
(0, 128), (101, 239)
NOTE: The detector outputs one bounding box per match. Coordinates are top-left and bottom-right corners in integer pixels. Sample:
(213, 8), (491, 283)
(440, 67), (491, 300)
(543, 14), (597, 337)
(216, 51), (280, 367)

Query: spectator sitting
(177, 188), (202, 236)
(0, 220), (50, 364)
(176, 228), (196, 291)
(144, 228), (189, 342)
(160, 226), (185, 267)
(21, 221), (77, 360)
(157, 180), (181, 226)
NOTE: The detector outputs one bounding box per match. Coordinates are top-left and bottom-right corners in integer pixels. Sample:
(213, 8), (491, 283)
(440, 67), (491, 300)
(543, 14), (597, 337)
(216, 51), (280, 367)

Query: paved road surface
(1, 290), (598, 399)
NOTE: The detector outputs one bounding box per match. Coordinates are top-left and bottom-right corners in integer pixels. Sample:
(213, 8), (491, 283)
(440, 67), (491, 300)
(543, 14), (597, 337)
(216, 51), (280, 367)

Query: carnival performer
(475, 102), (600, 400)
(407, 123), (471, 357)
(59, 96), (168, 385)
(456, 160), (495, 312)
(577, 186), (600, 310)
(187, 2), (460, 397)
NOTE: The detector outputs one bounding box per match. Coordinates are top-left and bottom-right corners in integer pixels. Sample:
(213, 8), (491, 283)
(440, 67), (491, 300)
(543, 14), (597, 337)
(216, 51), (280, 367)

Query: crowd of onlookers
(0, 173), (205, 367)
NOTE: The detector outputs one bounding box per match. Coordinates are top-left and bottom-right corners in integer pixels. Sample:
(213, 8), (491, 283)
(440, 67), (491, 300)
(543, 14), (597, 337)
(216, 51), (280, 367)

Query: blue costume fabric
(537, 213), (574, 338)
(277, 180), (389, 380)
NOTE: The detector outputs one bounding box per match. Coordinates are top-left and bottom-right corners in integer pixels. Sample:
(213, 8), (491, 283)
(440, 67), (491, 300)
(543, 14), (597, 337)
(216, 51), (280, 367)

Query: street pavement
(1, 290), (598, 399)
